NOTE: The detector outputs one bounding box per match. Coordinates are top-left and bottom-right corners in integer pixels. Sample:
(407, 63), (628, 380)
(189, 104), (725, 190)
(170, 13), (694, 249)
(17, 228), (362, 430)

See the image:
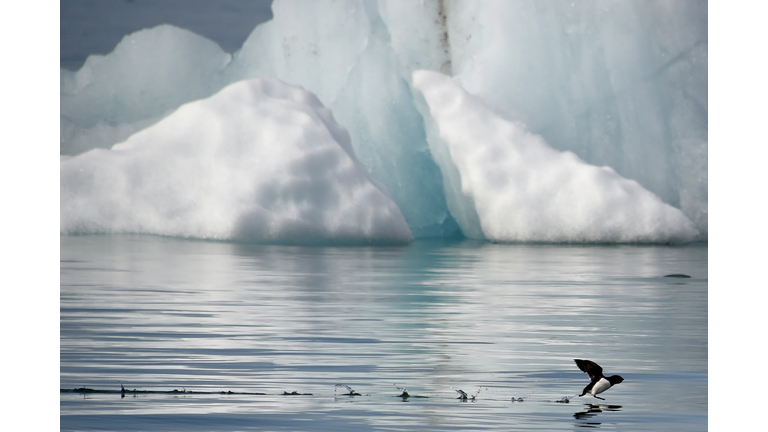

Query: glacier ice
(60, 78), (413, 244)
(413, 70), (698, 243)
(60, 24), (232, 155)
(60, 0), (707, 243)
(224, 0), (462, 238)
(439, 0), (708, 238)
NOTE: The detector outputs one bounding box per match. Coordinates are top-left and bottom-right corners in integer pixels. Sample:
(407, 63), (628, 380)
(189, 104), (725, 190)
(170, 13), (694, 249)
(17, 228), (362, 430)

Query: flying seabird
(574, 359), (624, 400)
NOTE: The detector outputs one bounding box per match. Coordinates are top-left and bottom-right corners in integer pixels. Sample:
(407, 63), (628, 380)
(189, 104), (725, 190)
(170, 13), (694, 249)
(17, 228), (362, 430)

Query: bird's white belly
(592, 378), (611, 395)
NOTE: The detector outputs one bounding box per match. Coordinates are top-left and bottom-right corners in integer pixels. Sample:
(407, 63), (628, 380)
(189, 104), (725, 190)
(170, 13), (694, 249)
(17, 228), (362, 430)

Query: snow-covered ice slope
(61, 78), (413, 245)
(413, 70), (698, 243)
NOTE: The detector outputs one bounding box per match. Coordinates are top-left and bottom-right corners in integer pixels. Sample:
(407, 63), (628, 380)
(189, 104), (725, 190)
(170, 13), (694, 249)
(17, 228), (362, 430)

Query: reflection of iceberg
(60, 78), (413, 245)
(60, 0), (707, 243)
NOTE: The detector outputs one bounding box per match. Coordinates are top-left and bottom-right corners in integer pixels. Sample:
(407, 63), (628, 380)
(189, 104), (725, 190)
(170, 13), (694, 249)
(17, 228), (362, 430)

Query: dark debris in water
(394, 390), (428, 399)
(664, 274), (691, 278)
(62, 387), (266, 395)
(283, 391), (313, 396)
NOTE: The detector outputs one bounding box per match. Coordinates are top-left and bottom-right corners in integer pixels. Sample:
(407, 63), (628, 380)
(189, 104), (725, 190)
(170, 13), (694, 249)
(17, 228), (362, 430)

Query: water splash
(510, 390), (534, 402)
(453, 388), (481, 401)
(334, 384), (362, 396)
(394, 384), (409, 398)
(551, 393), (580, 403)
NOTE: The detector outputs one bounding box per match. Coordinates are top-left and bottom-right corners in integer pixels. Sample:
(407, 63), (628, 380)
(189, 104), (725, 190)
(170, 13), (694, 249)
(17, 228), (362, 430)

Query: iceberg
(223, 0), (462, 238)
(60, 0), (707, 243)
(413, 70), (698, 243)
(60, 78), (413, 245)
(435, 0), (708, 239)
(60, 24), (232, 155)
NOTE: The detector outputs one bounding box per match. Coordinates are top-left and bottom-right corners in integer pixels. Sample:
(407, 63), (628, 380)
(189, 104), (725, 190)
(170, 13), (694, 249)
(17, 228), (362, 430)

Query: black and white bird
(574, 359), (624, 400)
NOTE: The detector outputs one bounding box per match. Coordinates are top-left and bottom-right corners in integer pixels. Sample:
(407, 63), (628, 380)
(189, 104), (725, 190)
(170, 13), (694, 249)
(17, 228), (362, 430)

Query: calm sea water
(60, 235), (707, 431)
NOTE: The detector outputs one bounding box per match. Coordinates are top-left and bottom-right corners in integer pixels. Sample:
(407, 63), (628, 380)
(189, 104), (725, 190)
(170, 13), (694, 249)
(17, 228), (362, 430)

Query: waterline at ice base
(60, 0), (707, 245)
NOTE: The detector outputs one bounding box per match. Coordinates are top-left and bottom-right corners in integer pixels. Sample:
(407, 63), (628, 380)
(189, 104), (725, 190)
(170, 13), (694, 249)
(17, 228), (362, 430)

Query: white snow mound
(413, 70), (698, 243)
(60, 78), (413, 244)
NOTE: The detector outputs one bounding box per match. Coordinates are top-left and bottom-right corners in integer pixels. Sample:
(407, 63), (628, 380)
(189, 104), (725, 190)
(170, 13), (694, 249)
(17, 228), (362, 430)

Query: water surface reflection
(61, 235), (707, 431)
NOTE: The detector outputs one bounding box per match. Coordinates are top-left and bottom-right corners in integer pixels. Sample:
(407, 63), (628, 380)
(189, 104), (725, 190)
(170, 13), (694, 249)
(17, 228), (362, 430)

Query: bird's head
(608, 375), (624, 385)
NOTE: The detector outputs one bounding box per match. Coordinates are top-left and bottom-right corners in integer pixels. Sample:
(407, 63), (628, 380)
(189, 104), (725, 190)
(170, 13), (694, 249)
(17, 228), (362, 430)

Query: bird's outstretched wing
(574, 359), (603, 381)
